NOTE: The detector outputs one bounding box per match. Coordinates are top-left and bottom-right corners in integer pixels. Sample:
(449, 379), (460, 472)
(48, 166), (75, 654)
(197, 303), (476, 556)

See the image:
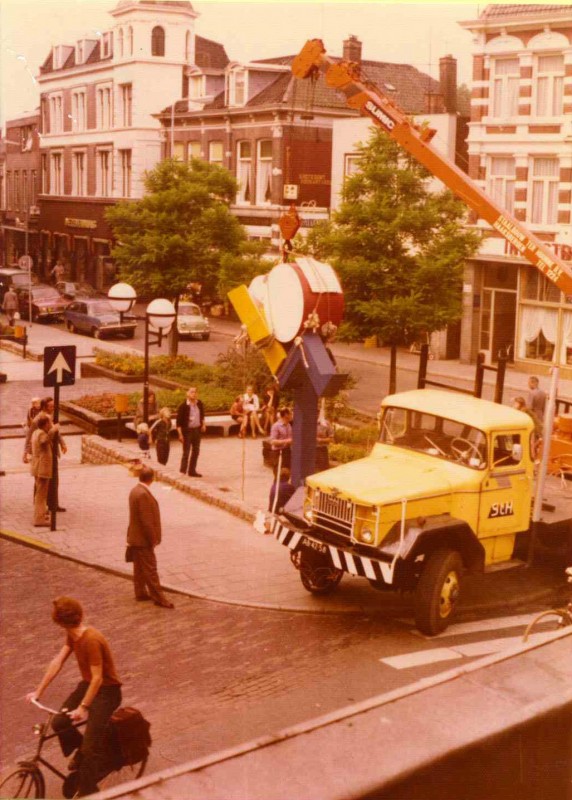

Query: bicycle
(522, 567), (572, 643)
(0, 699), (147, 799)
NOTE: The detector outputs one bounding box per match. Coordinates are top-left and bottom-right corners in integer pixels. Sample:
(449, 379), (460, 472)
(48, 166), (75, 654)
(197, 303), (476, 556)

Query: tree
(305, 129), (479, 394)
(105, 158), (246, 354)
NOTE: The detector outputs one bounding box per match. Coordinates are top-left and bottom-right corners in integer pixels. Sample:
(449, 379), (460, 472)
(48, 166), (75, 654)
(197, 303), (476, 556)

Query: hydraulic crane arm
(292, 39), (572, 296)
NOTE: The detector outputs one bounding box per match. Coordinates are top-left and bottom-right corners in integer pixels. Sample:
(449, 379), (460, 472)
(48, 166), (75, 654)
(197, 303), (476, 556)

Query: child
(137, 422), (151, 459)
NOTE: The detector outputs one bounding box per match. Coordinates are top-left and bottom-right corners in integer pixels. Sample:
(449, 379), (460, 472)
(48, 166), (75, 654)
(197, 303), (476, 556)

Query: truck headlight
(304, 508), (314, 523)
(360, 528), (374, 544)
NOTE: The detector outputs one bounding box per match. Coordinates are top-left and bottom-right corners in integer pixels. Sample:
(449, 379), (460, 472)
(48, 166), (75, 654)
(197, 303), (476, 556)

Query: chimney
(439, 54), (457, 114)
(425, 92), (445, 114)
(343, 35), (362, 64)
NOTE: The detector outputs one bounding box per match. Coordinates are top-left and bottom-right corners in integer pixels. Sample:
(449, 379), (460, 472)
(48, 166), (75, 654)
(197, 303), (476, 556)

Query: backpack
(110, 707), (152, 766)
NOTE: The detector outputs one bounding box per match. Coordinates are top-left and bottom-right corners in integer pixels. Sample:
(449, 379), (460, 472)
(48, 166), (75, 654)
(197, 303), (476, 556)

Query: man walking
(2, 285), (19, 325)
(26, 596), (122, 798)
(30, 415), (59, 526)
(527, 376), (547, 425)
(127, 465), (174, 608)
(176, 386), (205, 477)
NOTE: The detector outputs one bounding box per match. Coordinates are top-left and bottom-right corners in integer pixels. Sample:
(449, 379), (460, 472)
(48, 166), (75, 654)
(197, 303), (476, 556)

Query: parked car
(56, 281), (99, 300)
(177, 301), (210, 340)
(16, 283), (70, 322)
(0, 267), (37, 302)
(64, 298), (137, 339)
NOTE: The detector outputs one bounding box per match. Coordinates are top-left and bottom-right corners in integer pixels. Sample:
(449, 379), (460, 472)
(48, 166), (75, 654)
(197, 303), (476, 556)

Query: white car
(177, 301), (210, 340)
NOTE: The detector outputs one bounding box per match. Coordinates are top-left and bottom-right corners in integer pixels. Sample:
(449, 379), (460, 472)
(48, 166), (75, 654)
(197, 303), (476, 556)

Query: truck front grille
(314, 490), (355, 538)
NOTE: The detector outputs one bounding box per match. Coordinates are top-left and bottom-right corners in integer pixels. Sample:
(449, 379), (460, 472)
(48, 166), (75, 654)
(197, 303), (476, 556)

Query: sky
(0, 0), (483, 127)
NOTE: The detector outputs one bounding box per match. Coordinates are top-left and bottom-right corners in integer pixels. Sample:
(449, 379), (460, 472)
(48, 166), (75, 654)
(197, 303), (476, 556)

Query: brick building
(459, 4), (572, 378)
(156, 35), (443, 246)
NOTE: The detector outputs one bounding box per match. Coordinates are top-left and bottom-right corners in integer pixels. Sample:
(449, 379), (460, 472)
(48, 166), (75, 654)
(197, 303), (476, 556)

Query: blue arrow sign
(43, 346), (76, 387)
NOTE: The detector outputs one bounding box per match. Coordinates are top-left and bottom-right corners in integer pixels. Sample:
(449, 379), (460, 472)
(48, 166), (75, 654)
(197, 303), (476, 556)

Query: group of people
(23, 395), (67, 525)
(230, 384), (279, 438)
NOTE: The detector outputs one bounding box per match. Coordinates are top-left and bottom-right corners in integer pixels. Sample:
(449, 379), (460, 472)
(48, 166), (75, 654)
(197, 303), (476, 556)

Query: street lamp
(107, 283), (176, 425)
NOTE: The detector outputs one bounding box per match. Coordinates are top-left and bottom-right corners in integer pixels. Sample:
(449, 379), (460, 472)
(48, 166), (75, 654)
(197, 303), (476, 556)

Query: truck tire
(298, 550), (343, 595)
(415, 549), (463, 636)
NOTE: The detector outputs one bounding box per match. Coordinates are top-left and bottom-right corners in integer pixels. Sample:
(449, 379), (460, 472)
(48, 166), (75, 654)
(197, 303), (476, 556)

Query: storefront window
(483, 263), (517, 290)
(519, 305), (557, 361)
(522, 268), (561, 303)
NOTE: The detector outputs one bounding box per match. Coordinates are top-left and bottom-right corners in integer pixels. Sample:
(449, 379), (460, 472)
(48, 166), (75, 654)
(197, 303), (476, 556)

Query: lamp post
(108, 283), (176, 425)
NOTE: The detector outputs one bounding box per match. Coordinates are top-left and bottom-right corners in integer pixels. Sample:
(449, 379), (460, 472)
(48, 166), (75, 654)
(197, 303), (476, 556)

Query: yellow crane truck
(272, 389), (571, 635)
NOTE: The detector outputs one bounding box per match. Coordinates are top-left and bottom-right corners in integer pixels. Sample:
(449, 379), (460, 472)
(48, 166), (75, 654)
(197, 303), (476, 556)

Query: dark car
(16, 283), (70, 322)
(55, 281), (99, 300)
(64, 298), (137, 339)
(0, 267), (37, 302)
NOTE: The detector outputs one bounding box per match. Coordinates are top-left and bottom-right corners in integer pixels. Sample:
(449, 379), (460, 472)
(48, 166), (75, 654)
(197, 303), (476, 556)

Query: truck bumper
(271, 516), (395, 585)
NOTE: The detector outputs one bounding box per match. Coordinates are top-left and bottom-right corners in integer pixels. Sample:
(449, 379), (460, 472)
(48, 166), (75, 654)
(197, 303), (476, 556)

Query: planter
(60, 400), (134, 439)
(80, 361), (183, 390)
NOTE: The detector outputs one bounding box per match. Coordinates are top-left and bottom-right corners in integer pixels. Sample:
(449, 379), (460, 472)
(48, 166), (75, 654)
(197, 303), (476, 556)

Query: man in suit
(30, 414), (60, 526)
(127, 466), (174, 609)
(176, 386), (206, 477)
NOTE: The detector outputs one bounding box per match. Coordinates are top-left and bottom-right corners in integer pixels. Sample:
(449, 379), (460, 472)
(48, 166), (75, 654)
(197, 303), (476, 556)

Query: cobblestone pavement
(1, 537), (412, 799)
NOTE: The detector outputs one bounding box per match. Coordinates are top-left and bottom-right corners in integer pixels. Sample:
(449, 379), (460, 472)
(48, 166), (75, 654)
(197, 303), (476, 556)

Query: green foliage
(215, 343), (274, 394)
(306, 128), (480, 346)
(334, 425), (378, 446)
(328, 443), (370, 464)
(105, 158), (246, 301)
(218, 240), (275, 299)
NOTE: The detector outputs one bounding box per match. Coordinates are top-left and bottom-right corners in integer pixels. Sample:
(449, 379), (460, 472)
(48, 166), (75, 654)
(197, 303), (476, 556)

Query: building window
(151, 26), (165, 57)
(185, 31), (192, 62)
(344, 154), (362, 178)
(534, 54), (564, 116)
(119, 149), (131, 197)
(96, 150), (111, 196)
(119, 83), (132, 127)
(127, 26), (133, 55)
(488, 157), (515, 214)
(49, 94), (63, 133)
(71, 90), (86, 131)
(491, 58), (519, 118)
(529, 157), (558, 224)
(520, 307), (557, 361)
(228, 69), (246, 106)
(189, 75), (203, 99)
(72, 152), (87, 196)
(209, 141), (223, 167)
(236, 141), (252, 203)
(20, 125), (34, 152)
(118, 28), (124, 57)
(50, 153), (63, 195)
(96, 85), (112, 130)
(0, 170), (4, 211)
(41, 155), (48, 194)
(41, 99), (49, 134)
(14, 171), (20, 211)
(188, 141), (201, 160)
(562, 312), (572, 365)
(256, 139), (273, 204)
(101, 32), (113, 58)
(522, 269), (561, 304)
(6, 171), (13, 210)
(76, 41), (84, 64)
(31, 170), (37, 205)
(173, 142), (185, 161)
(22, 171), (28, 208)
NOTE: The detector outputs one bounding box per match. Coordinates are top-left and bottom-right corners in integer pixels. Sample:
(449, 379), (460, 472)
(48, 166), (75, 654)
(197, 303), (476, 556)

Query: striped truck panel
(272, 519), (394, 585)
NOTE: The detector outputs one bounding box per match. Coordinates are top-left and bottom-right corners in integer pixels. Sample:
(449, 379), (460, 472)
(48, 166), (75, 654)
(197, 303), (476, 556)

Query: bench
(125, 414), (239, 438)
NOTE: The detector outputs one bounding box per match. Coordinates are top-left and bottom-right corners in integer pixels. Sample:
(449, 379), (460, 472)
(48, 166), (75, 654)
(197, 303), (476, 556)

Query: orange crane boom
(292, 39), (572, 297)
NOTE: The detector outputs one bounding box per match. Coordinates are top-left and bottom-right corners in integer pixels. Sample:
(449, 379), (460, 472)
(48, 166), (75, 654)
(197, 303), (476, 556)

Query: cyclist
(26, 597), (122, 797)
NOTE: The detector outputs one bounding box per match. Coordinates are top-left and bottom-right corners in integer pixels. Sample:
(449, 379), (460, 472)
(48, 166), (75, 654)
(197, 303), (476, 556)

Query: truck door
(478, 431), (531, 562)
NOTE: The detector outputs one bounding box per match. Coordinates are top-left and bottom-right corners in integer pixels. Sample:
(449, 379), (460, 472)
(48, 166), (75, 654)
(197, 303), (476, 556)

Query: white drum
(247, 274), (272, 328)
(265, 257), (344, 343)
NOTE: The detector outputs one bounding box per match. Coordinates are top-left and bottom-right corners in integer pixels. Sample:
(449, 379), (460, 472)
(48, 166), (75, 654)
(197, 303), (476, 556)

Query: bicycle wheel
(0, 764), (45, 798)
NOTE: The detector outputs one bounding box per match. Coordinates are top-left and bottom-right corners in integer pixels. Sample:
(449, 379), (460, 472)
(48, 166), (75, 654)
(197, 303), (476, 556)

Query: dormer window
(228, 68), (246, 106)
(152, 26), (165, 57)
(52, 46), (66, 70)
(189, 75), (204, 99)
(76, 41), (84, 64)
(101, 31), (113, 58)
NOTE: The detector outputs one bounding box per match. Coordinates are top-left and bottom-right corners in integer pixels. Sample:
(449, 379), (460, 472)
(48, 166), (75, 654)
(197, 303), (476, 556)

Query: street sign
(43, 346), (76, 387)
(18, 254), (33, 270)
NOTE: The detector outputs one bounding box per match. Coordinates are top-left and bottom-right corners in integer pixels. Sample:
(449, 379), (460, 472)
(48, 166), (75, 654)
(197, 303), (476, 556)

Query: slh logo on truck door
(488, 501), (514, 519)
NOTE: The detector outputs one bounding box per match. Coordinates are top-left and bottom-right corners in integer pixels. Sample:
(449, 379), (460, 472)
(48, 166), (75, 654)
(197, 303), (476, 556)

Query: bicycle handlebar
(31, 698), (60, 714)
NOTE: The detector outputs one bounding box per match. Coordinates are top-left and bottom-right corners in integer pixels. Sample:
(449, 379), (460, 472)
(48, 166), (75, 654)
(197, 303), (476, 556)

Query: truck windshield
(379, 406), (488, 469)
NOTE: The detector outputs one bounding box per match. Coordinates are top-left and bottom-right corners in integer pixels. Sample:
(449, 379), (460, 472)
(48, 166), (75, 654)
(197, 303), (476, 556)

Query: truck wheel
(299, 551), (343, 595)
(415, 549), (463, 635)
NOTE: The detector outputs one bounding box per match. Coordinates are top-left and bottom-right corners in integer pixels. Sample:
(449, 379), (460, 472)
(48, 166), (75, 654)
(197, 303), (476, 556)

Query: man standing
(269, 407), (293, 470)
(2, 285), (19, 325)
(26, 596), (122, 798)
(527, 376), (547, 423)
(30, 415), (59, 526)
(176, 386), (205, 477)
(127, 465), (174, 608)
(24, 396), (67, 512)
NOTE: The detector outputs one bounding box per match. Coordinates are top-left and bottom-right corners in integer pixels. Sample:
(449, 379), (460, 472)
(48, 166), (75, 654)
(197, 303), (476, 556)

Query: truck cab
(273, 389), (536, 635)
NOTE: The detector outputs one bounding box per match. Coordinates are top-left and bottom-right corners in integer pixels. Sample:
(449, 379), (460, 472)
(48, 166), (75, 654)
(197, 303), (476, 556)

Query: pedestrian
(134, 391), (158, 428)
(2, 285), (19, 326)
(513, 396), (542, 458)
(268, 466), (296, 514)
(150, 407), (172, 465)
(30, 414), (60, 526)
(270, 407), (293, 469)
(136, 423), (151, 459)
(26, 596), (122, 798)
(260, 383), (280, 434)
(50, 260), (65, 284)
(527, 376), (546, 422)
(230, 395), (246, 435)
(126, 465), (174, 608)
(176, 386), (205, 477)
(25, 396), (42, 428)
(24, 396), (67, 512)
(241, 384), (265, 438)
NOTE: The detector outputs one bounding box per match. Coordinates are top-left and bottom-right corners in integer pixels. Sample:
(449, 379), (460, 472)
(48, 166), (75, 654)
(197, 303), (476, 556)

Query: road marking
(410, 613), (536, 639)
(0, 529), (53, 549)
(380, 648), (462, 670)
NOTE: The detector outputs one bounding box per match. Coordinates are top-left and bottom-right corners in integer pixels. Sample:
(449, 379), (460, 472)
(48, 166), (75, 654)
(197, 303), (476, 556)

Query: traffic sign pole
(50, 385), (60, 532)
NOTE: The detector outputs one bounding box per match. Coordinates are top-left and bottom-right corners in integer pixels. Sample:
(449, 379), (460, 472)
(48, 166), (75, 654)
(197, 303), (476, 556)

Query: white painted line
(410, 613), (535, 640)
(380, 648), (462, 670)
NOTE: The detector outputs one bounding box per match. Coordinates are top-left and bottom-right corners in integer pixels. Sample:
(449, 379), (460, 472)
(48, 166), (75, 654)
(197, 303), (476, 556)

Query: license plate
(301, 536), (328, 555)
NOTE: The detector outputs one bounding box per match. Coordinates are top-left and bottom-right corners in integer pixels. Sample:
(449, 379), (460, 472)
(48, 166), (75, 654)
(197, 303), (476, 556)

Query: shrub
(328, 443), (370, 464)
(334, 425), (378, 446)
